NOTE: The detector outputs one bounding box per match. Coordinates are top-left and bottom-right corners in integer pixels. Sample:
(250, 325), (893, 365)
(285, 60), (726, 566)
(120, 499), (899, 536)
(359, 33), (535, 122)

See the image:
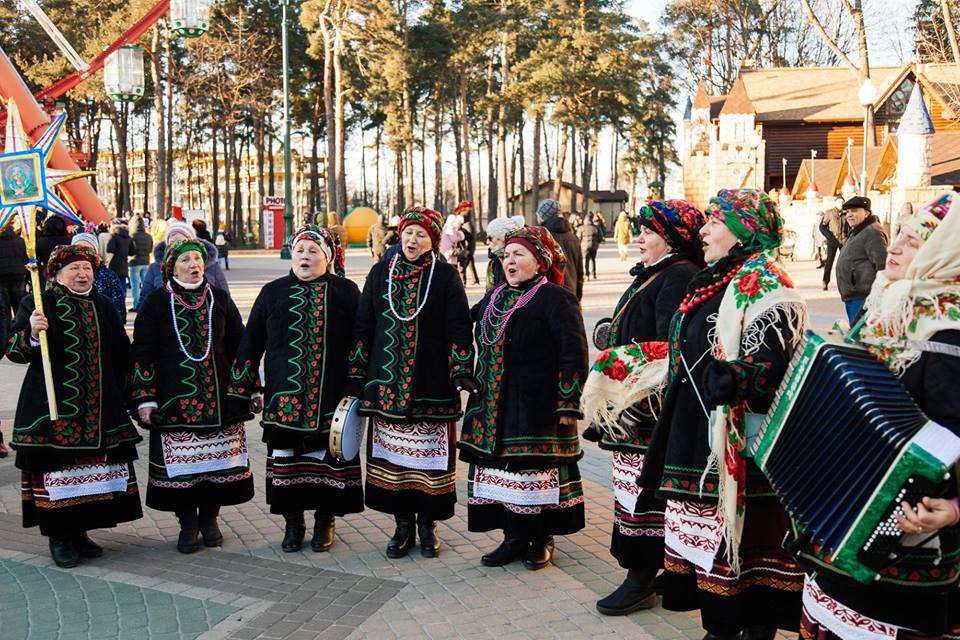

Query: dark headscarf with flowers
(398, 206), (444, 250)
(45, 244), (101, 283)
(707, 188), (782, 254)
(636, 199), (706, 264)
(161, 239), (208, 284)
(291, 224), (345, 277)
(503, 225), (567, 286)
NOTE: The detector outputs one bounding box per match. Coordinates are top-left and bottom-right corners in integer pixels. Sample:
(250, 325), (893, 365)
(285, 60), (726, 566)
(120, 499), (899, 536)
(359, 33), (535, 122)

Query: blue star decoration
(0, 98), (91, 241)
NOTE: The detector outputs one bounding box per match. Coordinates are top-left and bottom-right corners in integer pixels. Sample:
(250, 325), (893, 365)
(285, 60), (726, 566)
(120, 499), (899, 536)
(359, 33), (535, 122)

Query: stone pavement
(0, 245), (842, 639)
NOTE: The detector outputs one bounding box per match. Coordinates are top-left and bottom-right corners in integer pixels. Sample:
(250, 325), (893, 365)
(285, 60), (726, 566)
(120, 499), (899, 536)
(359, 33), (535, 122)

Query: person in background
(386, 216), (401, 246)
(138, 220), (229, 302)
(367, 214), (391, 261)
(106, 219), (136, 308)
(129, 217), (153, 311)
(537, 199), (583, 301)
(0, 221), (27, 331)
(36, 215), (70, 288)
(214, 224), (233, 271)
(456, 202), (480, 286)
(96, 222), (111, 262)
(580, 210), (604, 280)
(327, 212), (349, 252)
(818, 197), (846, 291)
(483, 215), (525, 291)
(614, 211), (632, 262)
(440, 214), (464, 266)
(71, 234), (126, 323)
(192, 218), (213, 243)
(835, 196), (888, 322)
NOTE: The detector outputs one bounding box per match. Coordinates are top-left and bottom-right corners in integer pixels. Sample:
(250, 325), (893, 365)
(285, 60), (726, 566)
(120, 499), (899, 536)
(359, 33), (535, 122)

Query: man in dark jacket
(818, 197), (846, 291)
(835, 196), (887, 322)
(0, 225), (26, 327)
(537, 199), (583, 301)
(129, 217), (153, 311)
(106, 220), (136, 305)
(579, 212), (604, 280)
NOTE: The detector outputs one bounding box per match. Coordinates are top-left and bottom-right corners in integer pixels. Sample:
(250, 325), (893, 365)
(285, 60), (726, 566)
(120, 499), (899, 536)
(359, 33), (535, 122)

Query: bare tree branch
(799, 0), (863, 79)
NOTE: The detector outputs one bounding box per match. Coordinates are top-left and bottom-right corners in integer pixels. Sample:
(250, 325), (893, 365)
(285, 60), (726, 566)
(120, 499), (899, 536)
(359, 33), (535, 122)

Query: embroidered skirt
(609, 451), (665, 570)
(364, 418), (456, 520)
(466, 463), (585, 540)
(265, 447), (363, 516)
(661, 498), (803, 635)
(21, 455), (142, 536)
(146, 422), (254, 511)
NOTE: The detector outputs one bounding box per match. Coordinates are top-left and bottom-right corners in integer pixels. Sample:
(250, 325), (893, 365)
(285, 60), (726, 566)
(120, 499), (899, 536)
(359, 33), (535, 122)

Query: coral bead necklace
(678, 268), (737, 315)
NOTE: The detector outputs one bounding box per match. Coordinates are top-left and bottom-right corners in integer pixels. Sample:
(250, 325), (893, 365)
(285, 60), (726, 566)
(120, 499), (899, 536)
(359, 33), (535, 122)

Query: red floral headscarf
(504, 225), (566, 286)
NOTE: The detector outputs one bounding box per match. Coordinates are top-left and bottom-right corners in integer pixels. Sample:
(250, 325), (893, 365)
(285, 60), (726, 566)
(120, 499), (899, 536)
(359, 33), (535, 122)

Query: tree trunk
(544, 122), (553, 183)
(530, 112), (541, 219)
(404, 89), (416, 207)
(360, 126), (367, 205)
(256, 113), (266, 219)
(108, 110), (119, 215)
(517, 120), (525, 218)
(612, 126), (619, 190)
(320, 15), (339, 215)
(165, 22), (174, 211)
(150, 25), (167, 220)
(552, 125), (567, 201)
(333, 11), (347, 215)
(211, 126), (220, 227)
(311, 134), (320, 212)
(421, 109), (427, 207)
(233, 133), (242, 233)
(267, 112), (275, 196)
(88, 102), (102, 193)
(224, 128), (233, 231)
(375, 125), (382, 212)
(395, 147), (405, 213)
(459, 68), (474, 202)
(452, 93), (464, 201)
(943, 0), (960, 63)
(433, 79), (444, 210)
(485, 53), (496, 223)
(476, 144), (483, 220)
(568, 126), (577, 213)
(143, 113), (150, 217)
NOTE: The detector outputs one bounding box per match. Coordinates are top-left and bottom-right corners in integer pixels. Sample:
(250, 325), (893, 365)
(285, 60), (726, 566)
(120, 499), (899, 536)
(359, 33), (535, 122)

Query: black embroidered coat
(131, 280), (246, 431)
(796, 329), (960, 635)
(458, 280), (589, 470)
(228, 272), (360, 451)
(7, 286), (141, 472)
(348, 254), (473, 423)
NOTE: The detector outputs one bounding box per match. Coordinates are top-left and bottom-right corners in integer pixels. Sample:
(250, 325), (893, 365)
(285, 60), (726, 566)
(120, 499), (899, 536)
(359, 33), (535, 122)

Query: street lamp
(280, 0), (293, 259)
(858, 77), (877, 197)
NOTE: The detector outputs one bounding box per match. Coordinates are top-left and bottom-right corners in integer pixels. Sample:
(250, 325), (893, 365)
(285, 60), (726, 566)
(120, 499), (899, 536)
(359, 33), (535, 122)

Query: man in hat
(835, 196), (888, 322)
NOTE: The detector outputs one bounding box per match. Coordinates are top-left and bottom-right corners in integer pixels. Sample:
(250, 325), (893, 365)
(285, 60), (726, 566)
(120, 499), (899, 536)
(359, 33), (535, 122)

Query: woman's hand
(29, 309), (48, 340)
(250, 394), (264, 414)
(896, 497), (960, 535)
(138, 406), (153, 424)
(559, 415), (578, 427)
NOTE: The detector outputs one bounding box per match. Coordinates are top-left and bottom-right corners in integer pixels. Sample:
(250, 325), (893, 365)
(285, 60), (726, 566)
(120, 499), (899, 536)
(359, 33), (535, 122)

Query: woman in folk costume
(796, 193), (960, 640)
(132, 239), (252, 554)
(458, 226), (589, 570)
(347, 206), (474, 558)
(228, 226), (361, 553)
(7, 245), (142, 567)
(581, 200), (705, 615)
(640, 189), (809, 640)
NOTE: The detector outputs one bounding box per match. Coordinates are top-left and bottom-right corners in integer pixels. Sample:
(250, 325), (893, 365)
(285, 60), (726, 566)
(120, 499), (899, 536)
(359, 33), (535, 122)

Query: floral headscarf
(707, 189), (782, 253)
(504, 225), (566, 286)
(291, 224), (345, 276)
(398, 206), (443, 248)
(161, 239), (207, 284)
(860, 191), (960, 375)
(636, 200), (706, 262)
(45, 244), (101, 282)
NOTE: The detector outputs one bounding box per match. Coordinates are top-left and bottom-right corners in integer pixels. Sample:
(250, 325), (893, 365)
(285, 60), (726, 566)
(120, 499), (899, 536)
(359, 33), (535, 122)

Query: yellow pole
(23, 219), (58, 420)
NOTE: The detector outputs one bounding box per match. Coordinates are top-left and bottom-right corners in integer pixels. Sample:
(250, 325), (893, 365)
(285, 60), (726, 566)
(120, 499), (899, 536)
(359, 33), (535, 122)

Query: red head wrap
(503, 225), (566, 286)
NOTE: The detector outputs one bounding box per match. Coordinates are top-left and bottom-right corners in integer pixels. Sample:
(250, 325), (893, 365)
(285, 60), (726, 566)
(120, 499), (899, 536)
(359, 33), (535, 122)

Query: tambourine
(329, 396), (366, 462)
(592, 317), (612, 350)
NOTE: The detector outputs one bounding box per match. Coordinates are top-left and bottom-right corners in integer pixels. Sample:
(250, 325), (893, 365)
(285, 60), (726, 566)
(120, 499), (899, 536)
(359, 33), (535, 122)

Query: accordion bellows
(753, 331), (960, 584)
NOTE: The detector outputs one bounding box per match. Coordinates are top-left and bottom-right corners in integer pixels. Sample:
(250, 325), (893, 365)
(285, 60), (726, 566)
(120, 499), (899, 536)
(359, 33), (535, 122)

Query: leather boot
(417, 517), (440, 558)
(72, 531), (104, 558)
(281, 512), (306, 552)
(198, 505), (223, 547)
(385, 514), (416, 559)
(481, 533), (528, 567)
(523, 536), (555, 571)
(310, 513), (335, 552)
(702, 633), (741, 640)
(596, 568), (658, 615)
(49, 535), (78, 568)
(175, 508), (200, 554)
(741, 626), (776, 640)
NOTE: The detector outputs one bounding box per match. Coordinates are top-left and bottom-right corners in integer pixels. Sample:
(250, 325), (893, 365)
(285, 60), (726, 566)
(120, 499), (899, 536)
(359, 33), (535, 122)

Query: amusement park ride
(0, 0), (211, 223)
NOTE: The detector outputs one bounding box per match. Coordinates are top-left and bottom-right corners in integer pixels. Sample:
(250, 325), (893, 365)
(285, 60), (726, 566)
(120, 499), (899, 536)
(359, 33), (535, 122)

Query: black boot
(198, 505), (223, 547)
(48, 535), (78, 568)
(417, 517), (440, 558)
(385, 514), (416, 559)
(596, 568), (658, 615)
(310, 513), (335, 552)
(702, 633), (741, 640)
(72, 531), (104, 558)
(481, 533), (528, 567)
(741, 626), (776, 640)
(281, 512), (306, 553)
(523, 536), (555, 571)
(175, 509), (200, 554)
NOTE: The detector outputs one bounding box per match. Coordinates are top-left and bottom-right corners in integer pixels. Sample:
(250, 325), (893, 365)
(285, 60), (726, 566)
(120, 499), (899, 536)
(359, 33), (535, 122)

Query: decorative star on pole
(0, 98), (91, 242)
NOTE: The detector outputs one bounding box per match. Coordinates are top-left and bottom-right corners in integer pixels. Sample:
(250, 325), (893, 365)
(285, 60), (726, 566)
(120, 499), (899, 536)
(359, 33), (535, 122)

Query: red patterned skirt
(609, 450), (664, 570)
(661, 498), (803, 635)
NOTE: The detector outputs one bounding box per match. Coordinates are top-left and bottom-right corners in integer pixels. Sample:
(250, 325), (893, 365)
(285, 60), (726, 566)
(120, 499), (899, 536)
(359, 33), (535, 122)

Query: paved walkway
(0, 245), (842, 639)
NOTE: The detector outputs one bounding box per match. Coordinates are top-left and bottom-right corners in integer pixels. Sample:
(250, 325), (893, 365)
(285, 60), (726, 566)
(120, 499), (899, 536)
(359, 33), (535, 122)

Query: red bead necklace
(679, 268), (738, 314)
(390, 256), (433, 281)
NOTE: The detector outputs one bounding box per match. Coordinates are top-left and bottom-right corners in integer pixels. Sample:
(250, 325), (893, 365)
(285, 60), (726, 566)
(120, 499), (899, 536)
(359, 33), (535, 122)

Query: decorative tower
(896, 84), (935, 188)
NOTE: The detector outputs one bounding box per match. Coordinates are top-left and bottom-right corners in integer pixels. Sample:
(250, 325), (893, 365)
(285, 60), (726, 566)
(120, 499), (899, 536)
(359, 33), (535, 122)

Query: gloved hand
(250, 394), (264, 414)
(580, 423), (602, 443)
(702, 360), (737, 407)
(453, 376), (478, 395)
